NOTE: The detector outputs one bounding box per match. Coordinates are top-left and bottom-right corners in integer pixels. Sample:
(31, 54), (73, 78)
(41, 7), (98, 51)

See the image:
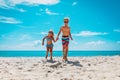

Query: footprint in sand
(49, 62), (62, 68)
(47, 70), (52, 73)
(18, 67), (23, 70)
(56, 72), (61, 74)
(37, 61), (41, 63)
(60, 78), (72, 80)
(5, 62), (10, 65)
(33, 64), (38, 66)
(41, 59), (47, 63)
(27, 69), (32, 72)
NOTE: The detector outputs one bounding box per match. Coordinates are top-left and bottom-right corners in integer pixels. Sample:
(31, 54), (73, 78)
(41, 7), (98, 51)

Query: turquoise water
(0, 51), (120, 57)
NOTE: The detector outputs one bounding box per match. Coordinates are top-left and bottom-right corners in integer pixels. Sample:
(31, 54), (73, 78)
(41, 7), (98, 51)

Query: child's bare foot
(50, 57), (53, 61)
(64, 56), (68, 61)
(62, 59), (65, 62)
(65, 58), (68, 61)
(45, 55), (48, 59)
(63, 56), (65, 60)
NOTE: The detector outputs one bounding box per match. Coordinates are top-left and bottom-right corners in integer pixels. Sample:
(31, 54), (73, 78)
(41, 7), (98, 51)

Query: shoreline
(0, 55), (119, 58)
(0, 56), (120, 80)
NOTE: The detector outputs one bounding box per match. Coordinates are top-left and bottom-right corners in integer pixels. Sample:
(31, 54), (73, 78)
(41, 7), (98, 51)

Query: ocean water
(0, 51), (120, 57)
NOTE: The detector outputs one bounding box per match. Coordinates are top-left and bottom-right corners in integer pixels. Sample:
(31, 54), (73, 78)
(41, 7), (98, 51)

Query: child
(56, 17), (73, 61)
(42, 30), (56, 60)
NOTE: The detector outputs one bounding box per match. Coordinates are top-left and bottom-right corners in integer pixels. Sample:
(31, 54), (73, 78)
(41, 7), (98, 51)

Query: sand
(0, 56), (120, 80)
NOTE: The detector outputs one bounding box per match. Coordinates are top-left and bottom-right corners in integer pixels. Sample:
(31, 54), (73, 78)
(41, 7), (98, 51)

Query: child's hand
(55, 39), (57, 42)
(42, 43), (44, 46)
(56, 37), (59, 41)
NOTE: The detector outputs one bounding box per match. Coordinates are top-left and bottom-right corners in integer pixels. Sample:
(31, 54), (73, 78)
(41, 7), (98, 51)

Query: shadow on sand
(47, 60), (83, 68)
(67, 60), (83, 67)
(47, 60), (56, 63)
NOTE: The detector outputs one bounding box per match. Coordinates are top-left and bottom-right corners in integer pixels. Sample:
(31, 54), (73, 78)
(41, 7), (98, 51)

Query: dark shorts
(62, 36), (69, 46)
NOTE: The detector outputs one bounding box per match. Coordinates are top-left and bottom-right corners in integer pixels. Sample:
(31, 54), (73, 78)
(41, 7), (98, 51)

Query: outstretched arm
(42, 36), (47, 45)
(69, 28), (73, 40)
(52, 37), (56, 42)
(56, 27), (62, 41)
(69, 32), (73, 40)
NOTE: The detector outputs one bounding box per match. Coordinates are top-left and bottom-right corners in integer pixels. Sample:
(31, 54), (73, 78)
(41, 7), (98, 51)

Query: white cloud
(73, 31), (108, 37)
(71, 40), (78, 45)
(36, 8), (59, 16)
(0, 0), (60, 13)
(17, 43), (34, 48)
(0, 40), (43, 50)
(0, 0), (26, 12)
(16, 40), (43, 50)
(0, 0), (11, 9)
(117, 41), (120, 44)
(0, 0), (60, 8)
(40, 8), (43, 11)
(0, 16), (22, 24)
(20, 34), (31, 40)
(85, 40), (106, 45)
(34, 40), (42, 47)
(36, 9), (43, 15)
(40, 32), (48, 35)
(33, 31), (48, 35)
(45, 8), (59, 15)
(0, 4), (26, 12)
(72, 2), (77, 6)
(34, 40), (41, 44)
(0, 39), (120, 50)
(114, 29), (120, 32)
(17, 8), (26, 12)
(0, 34), (16, 40)
(37, 31), (57, 37)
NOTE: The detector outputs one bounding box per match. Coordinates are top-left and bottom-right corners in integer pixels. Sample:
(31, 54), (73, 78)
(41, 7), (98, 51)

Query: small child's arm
(42, 36), (47, 46)
(52, 37), (56, 42)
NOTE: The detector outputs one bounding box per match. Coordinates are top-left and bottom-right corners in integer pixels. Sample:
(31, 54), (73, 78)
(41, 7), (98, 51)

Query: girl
(42, 30), (56, 60)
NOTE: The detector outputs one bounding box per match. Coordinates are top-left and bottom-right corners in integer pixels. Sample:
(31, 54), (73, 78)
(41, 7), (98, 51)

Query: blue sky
(0, 0), (120, 50)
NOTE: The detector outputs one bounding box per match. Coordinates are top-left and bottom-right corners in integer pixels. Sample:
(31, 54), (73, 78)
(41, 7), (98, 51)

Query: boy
(56, 17), (73, 61)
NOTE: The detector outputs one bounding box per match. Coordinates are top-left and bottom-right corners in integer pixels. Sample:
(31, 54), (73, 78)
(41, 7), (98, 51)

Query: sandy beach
(0, 56), (120, 80)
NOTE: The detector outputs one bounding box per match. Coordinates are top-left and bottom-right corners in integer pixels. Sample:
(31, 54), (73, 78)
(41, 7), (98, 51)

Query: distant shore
(0, 56), (120, 80)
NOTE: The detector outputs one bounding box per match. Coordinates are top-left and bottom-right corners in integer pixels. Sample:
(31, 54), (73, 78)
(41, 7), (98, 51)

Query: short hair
(64, 17), (69, 23)
(48, 30), (54, 36)
(64, 17), (70, 20)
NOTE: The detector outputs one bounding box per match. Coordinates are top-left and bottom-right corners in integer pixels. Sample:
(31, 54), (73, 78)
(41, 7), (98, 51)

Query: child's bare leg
(62, 47), (64, 59)
(65, 45), (68, 61)
(50, 47), (53, 60)
(62, 46), (66, 60)
(45, 47), (49, 59)
(63, 44), (68, 61)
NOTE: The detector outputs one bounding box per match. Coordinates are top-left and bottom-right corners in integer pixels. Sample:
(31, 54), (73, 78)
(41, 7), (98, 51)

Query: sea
(0, 51), (120, 57)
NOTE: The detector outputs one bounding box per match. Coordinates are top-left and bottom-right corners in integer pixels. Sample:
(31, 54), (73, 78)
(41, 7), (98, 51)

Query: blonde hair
(48, 30), (54, 37)
(64, 17), (70, 20)
(64, 17), (70, 23)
